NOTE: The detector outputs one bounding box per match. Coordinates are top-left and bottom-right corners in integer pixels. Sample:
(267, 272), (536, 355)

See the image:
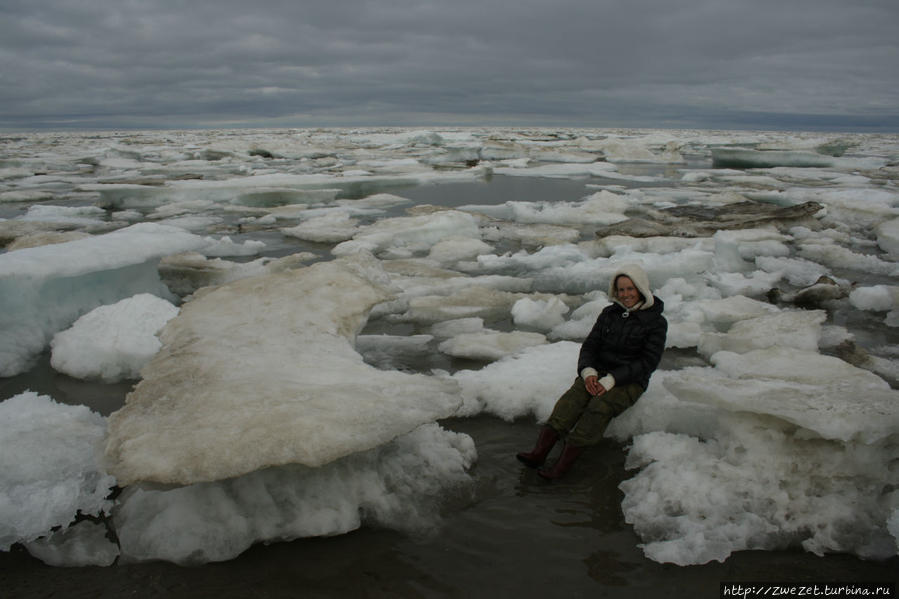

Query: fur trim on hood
(608, 263), (654, 310)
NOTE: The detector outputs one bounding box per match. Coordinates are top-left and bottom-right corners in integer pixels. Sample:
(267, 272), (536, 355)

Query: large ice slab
(612, 347), (899, 565)
(669, 348), (898, 443)
(105, 253), (463, 486)
(697, 309), (826, 357)
(0, 223), (208, 377)
(113, 423), (475, 565)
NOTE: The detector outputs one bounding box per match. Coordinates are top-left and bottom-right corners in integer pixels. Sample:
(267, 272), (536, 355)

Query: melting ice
(1, 127), (897, 567)
(105, 253), (463, 486)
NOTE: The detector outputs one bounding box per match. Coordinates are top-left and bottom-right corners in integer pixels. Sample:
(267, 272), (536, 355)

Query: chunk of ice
(451, 341), (579, 421)
(849, 285), (897, 312)
(113, 423), (475, 565)
(438, 330), (547, 361)
(0, 223), (207, 377)
(50, 294), (179, 382)
(0, 392), (115, 551)
(105, 253), (463, 485)
(511, 296), (570, 331)
(24, 521), (119, 567)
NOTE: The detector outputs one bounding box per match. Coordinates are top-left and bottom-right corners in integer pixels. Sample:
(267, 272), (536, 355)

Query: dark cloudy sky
(2, 0), (897, 132)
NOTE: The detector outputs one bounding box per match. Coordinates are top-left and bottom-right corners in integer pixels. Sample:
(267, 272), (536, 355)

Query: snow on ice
(0, 127), (897, 567)
(0, 392), (114, 552)
(50, 294), (179, 382)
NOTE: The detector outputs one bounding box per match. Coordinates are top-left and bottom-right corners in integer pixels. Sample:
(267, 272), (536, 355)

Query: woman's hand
(584, 375), (606, 397)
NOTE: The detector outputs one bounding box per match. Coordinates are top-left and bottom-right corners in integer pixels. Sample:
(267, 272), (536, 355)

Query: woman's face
(616, 276), (641, 308)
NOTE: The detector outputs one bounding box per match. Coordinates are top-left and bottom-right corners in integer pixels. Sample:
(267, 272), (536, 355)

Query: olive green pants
(546, 377), (643, 448)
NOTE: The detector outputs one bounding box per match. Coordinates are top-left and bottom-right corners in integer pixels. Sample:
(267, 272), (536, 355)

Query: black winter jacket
(577, 296), (667, 390)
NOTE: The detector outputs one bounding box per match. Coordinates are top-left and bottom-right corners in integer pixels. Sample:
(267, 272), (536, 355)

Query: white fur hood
(608, 263), (655, 310)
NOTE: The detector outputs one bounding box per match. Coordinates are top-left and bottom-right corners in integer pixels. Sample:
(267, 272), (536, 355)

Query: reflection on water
(0, 352), (134, 417)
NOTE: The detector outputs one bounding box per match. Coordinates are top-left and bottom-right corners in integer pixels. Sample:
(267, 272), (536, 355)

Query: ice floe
(50, 294), (179, 383)
(104, 253), (462, 485)
(1, 127), (896, 568)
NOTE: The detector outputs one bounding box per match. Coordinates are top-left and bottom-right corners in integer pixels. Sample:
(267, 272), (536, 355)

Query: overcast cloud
(1, 0), (897, 131)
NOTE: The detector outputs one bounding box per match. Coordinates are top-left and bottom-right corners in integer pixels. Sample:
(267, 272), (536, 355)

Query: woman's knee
(547, 378), (593, 431)
(591, 384), (642, 416)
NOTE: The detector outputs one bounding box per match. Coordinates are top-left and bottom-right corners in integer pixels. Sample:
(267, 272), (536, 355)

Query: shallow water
(3, 415), (896, 598)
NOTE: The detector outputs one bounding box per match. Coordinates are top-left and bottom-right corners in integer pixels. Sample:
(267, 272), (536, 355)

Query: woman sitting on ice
(517, 263), (667, 480)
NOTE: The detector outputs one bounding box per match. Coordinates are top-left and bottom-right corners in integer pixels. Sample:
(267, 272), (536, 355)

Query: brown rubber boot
(516, 426), (560, 468)
(537, 444), (585, 480)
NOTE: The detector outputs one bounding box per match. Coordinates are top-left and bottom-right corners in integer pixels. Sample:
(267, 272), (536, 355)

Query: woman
(516, 263), (667, 480)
